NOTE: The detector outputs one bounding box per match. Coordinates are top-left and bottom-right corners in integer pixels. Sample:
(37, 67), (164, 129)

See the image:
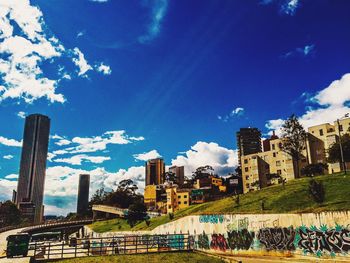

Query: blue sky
(1, 0), (350, 215)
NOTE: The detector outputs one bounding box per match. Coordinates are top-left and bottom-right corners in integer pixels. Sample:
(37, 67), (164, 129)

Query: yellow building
(144, 185), (157, 207)
(166, 186), (191, 214)
(193, 176), (227, 192)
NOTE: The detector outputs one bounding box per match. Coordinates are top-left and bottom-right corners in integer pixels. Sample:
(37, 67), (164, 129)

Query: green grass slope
(89, 174), (350, 233)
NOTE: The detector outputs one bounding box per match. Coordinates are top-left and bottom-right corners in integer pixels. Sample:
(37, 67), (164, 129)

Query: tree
(127, 201), (147, 227)
(0, 201), (22, 227)
(192, 165), (214, 181)
(164, 171), (177, 184)
(309, 179), (325, 203)
(281, 114), (307, 179)
(90, 188), (107, 205)
(327, 134), (350, 164)
(301, 163), (328, 177)
(117, 179), (138, 196)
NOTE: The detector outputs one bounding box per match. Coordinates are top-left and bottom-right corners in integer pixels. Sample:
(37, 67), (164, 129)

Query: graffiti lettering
(297, 226), (350, 256)
(197, 231), (210, 249)
(210, 234), (229, 251)
(227, 229), (255, 250)
(199, 215), (224, 224)
(238, 218), (249, 230)
(258, 227), (296, 251)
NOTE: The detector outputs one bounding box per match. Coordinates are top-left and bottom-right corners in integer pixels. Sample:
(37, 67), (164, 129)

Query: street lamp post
(337, 113), (349, 175)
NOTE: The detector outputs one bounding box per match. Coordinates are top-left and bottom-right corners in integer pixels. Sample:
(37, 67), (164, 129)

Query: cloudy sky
(0, 0), (350, 216)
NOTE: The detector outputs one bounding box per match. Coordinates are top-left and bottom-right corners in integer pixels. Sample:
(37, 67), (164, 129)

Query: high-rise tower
(77, 174), (90, 216)
(145, 158), (165, 186)
(16, 114), (50, 224)
(236, 128), (262, 165)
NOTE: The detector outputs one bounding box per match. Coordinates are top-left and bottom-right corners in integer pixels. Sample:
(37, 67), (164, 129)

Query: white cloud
(68, 130), (144, 154)
(3, 155), (14, 160)
(133, 150), (161, 161)
(138, 0), (168, 43)
(280, 0), (299, 15)
(55, 139), (71, 146)
(17, 111), (26, 119)
(54, 154), (111, 165)
(0, 178), (17, 200)
(95, 63), (112, 75)
(282, 44), (315, 59)
(5, 174), (18, 179)
(218, 107), (245, 122)
(72, 47), (93, 76)
(171, 141), (238, 177)
(261, 0), (300, 16)
(0, 136), (22, 147)
(266, 73), (350, 132)
(0, 0), (112, 104)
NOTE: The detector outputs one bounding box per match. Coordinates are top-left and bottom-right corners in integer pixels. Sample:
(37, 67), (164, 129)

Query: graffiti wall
(153, 211), (350, 259)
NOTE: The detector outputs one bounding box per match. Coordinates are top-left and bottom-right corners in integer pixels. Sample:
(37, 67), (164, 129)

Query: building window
(184, 201), (188, 204)
(272, 144), (275, 150)
(244, 159), (248, 164)
(168, 205), (171, 209)
(319, 129), (323, 136)
(178, 201), (181, 204)
(277, 170), (282, 175)
(245, 175), (249, 180)
(273, 152), (276, 157)
(184, 195), (187, 198)
(246, 183), (249, 188)
(178, 195), (181, 199)
(276, 161), (281, 166)
(339, 125), (343, 132)
(245, 167), (249, 172)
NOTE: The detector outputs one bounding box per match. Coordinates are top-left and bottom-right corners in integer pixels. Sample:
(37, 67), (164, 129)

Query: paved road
(0, 228), (29, 263)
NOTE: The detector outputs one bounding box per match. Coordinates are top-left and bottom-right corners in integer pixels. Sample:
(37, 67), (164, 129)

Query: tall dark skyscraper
(236, 128), (262, 165)
(169, 165), (185, 186)
(77, 174), (90, 216)
(145, 158), (165, 186)
(16, 114), (50, 224)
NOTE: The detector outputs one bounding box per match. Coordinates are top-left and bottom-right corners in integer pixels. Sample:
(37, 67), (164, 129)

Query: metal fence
(32, 233), (194, 261)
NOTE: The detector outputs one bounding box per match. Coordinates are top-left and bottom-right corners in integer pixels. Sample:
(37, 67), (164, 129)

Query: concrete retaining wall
(86, 211), (350, 260)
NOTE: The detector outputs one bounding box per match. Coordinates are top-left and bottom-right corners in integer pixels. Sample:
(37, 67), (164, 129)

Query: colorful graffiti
(199, 215), (224, 224)
(227, 229), (255, 250)
(296, 225), (350, 257)
(197, 231), (210, 249)
(210, 234), (229, 251)
(238, 217), (249, 230)
(258, 227), (296, 251)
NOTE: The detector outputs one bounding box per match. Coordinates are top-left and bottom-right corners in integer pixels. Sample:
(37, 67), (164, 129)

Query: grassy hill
(89, 173), (350, 233)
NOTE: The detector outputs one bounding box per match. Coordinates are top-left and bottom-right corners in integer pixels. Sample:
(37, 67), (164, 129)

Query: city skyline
(1, 0), (350, 216)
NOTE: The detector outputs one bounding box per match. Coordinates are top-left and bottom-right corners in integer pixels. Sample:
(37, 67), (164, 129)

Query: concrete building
(77, 174), (90, 216)
(236, 128), (262, 165)
(241, 137), (306, 193)
(16, 114), (50, 224)
(145, 158), (165, 186)
(307, 117), (350, 174)
(169, 165), (185, 186)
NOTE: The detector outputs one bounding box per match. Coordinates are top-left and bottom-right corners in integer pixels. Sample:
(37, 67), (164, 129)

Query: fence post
(47, 242), (51, 260)
(61, 241), (64, 258)
(146, 237), (149, 253)
(75, 241), (77, 258)
(100, 238), (103, 256)
(34, 242), (37, 259)
(124, 236), (126, 254)
(112, 237), (115, 255)
(135, 235), (138, 254)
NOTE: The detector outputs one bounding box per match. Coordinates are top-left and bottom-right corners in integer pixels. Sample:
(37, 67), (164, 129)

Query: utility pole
(337, 114), (349, 174)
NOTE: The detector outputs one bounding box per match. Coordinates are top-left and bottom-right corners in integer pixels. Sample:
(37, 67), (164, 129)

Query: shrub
(309, 179), (325, 203)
